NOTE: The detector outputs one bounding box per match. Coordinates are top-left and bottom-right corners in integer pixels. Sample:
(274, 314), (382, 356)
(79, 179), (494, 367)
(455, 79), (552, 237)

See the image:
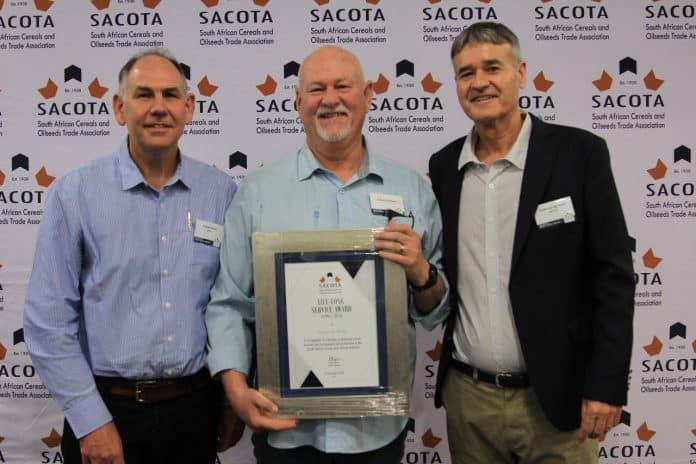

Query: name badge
(534, 196), (575, 229)
(194, 219), (223, 248)
(369, 193), (405, 216)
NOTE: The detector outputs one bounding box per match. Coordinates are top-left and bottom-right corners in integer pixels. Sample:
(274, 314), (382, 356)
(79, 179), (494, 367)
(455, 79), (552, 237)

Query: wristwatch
(412, 262), (438, 291)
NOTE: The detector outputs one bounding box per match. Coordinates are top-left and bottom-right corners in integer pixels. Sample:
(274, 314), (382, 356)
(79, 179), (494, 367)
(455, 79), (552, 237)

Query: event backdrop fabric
(0, 1), (694, 463)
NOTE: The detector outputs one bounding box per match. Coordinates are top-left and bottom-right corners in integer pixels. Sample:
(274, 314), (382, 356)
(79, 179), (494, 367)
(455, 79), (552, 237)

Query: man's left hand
(578, 399), (622, 442)
(374, 220), (428, 285)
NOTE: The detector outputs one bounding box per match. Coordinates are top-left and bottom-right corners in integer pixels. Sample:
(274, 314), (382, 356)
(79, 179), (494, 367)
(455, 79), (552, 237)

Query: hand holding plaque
(252, 229), (410, 419)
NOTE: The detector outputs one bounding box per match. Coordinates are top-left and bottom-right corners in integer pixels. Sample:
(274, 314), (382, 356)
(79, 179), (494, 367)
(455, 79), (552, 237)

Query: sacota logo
(645, 145), (694, 198)
(0, 153), (55, 227)
(520, 70), (557, 122)
(402, 427), (444, 464)
(640, 323), (696, 395)
(590, 57), (666, 131)
(599, 419), (657, 461)
(88, 0), (166, 49)
(367, 59), (446, 135)
(422, 0), (498, 23)
(309, 0), (388, 46)
(179, 61), (222, 137)
(645, 1), (696, 41)
(36, 64), (112, 138)
(226, 151), (248, 183)
(534, 0), (610, 43)
(421, 0), (497, 45)
(644, 145), (696, 225)
(254, 61), (304, 136)
(0, 0), (55, 28)
(199, 0), (275, 47)
(0, 0), (57, 51)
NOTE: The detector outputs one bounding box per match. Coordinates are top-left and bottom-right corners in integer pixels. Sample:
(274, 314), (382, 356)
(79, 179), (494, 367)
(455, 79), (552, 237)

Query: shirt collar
(458, 112), (532, 171)
(297, 137), (385, 183)
(117, 137), (189, 191)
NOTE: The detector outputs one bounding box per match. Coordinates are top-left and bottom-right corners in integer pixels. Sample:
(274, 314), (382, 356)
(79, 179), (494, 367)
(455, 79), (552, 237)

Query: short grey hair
(450, 22), (522, 63)
(117, 48), (188, 96)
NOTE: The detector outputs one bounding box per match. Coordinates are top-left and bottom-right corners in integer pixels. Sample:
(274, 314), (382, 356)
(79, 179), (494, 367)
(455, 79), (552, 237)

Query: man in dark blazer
(429, 22), (634, 463)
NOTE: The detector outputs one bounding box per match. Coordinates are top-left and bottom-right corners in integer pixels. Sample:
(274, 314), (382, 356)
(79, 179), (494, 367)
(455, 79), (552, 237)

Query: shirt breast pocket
(191, 240), (221, 283)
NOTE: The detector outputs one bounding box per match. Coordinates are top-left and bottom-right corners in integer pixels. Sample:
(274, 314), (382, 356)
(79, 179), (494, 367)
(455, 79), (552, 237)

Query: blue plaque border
(274, 250), (388, 398)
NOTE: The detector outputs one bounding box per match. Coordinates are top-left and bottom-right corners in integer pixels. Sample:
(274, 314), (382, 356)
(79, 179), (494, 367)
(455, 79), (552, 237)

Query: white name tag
(369, 193), (405, 216)
(194, 219), (223, 248)
(534, 196), (575, 229)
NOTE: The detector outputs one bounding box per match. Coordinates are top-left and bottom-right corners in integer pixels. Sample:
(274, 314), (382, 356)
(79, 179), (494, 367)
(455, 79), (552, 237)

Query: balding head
(295, 46), (373, 152)
(298, 45), (366, 90)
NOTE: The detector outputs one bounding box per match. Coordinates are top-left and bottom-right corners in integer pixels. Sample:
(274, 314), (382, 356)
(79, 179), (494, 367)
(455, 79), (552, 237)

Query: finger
(374, 230), (411, 243)
(253, 416), (298, 432)
(382, 220), (413, 232)
(372, 238), (399, 250)
(593, 417), (609, 436)
(250, 390), (279, 415)
(580, 411), (596, 435)
(577, 429), (589, 443)
(373, 239), (409, 257)
(610, 409), (622, 427)
(376, 249), (407, 265)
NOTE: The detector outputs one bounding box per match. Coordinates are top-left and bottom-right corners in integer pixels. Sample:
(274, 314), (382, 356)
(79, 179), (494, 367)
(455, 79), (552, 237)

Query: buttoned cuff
(63, 391), (113, 439)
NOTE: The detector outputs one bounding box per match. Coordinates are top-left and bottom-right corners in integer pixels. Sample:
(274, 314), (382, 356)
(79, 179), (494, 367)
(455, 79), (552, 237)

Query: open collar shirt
(206, 140), (449, 453)
(23, 139), (236, 437)
(453, 114), (532, 374)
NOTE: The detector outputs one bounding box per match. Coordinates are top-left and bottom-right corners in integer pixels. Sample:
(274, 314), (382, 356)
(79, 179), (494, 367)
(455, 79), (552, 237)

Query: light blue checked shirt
(23, 139), (236, 438)
(206, 141), (449, 453)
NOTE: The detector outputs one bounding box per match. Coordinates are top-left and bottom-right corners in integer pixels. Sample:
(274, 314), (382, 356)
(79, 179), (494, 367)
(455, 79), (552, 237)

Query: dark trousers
(252, 427), (407, 464)
(61, 380), (221, 464)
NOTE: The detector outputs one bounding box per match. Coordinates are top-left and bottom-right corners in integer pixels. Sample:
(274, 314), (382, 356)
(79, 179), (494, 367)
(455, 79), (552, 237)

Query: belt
(450, 359), (530, 389)
(95, 368), (211, 403)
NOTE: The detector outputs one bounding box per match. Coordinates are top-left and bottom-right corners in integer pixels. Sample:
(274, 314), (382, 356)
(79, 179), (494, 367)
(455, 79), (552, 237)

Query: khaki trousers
(443, 368), (597, 464)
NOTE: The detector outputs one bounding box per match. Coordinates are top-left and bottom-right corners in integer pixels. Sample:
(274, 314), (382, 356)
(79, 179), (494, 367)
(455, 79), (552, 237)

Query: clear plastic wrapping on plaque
(252, 228), (410, 419)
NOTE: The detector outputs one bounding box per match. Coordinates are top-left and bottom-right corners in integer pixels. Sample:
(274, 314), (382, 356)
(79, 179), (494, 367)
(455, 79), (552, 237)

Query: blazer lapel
(441, 138), (466, 288)
(511, 116), (556, 272)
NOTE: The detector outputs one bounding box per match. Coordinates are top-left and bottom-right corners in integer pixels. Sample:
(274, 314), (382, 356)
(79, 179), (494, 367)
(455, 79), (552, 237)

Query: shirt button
(165, 369), (173, 376)
(165, 301), (171, 309)
(488, 183), (495, 189)
(162, 269), (169, 277)
(167, 335), (173, 342)
(161, 234), (167, 242)
(160, 203), (165, 209)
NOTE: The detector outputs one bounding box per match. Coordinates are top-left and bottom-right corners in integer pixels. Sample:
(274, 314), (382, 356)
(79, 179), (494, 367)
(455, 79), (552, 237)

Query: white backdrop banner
(1, 1), (695, 463)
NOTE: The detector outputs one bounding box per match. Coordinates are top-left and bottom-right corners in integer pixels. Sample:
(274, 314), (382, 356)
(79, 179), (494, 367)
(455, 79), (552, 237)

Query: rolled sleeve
(206, 182), (258, 377)
(408, 178), (450, 331)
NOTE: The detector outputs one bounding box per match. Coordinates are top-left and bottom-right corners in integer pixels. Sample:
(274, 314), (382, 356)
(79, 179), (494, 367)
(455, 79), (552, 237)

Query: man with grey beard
(205, 45), (449, 463)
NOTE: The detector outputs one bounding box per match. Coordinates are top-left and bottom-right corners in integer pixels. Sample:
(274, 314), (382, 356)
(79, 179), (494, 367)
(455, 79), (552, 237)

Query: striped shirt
(23, 139), (236, 438)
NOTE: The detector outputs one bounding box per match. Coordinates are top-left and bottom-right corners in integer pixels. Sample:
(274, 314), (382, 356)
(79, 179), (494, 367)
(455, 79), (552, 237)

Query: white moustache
(317, 106), (350, 117)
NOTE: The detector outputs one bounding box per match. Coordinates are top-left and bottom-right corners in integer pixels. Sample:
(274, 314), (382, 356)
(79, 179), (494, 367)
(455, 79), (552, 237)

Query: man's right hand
(79, 421), (124, 464)
(221, 370), (297, 431)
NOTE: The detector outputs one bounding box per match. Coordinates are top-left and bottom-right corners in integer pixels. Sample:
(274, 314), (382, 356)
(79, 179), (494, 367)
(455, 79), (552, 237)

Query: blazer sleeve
(581, 135), (635, 405)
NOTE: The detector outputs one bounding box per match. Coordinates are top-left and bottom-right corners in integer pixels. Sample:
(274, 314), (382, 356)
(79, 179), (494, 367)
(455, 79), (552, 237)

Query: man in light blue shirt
(23, 50), (236, 464)
(206, 45), (449, 463)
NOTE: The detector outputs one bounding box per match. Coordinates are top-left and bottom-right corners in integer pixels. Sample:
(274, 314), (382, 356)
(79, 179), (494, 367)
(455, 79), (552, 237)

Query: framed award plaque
(252, 228), (410, 418)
